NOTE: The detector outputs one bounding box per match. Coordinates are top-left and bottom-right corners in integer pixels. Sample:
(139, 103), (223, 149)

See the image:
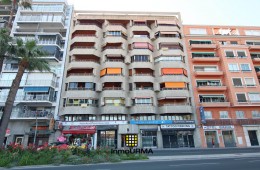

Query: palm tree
(0, 39), (50, 148)
(0, 28), (12, 74)
(0, 0), (32, 29)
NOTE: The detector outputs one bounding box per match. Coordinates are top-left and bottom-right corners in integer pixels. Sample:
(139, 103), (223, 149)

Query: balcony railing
(158, 103), (191, 107)
(67, 73), (94, 77)
(134, 87), (153, 90)
(103, 87), (122, 90)
(161, 88), (187, 90)
(134, 73), (154, 76)
(236, 100), (260, 104)
(23, 95), (50, 101)
(65, 103), (98, 107)
(105, 59), (124, 63)
(71, 59), (100, 64)
(70, 46), (95, 50)
(18, 111), (53, 118)
(199, 98), (226, 103)
(68, 87), (95, 91)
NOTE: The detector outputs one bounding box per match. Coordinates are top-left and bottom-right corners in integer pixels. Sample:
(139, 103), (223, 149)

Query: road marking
(169, 163), (219, 167)
(248, 160), (260, 163)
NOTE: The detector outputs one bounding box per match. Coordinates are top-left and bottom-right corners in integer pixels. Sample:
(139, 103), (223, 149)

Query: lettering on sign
(161, 124), (196, 129)
(203, 126), (234, 130)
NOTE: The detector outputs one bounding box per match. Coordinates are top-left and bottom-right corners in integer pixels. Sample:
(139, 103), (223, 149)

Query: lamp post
(33, 111), (38, 146)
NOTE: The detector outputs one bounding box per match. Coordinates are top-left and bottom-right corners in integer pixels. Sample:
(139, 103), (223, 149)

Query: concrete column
(94, 132), (97, 149)
(157, 129), (163, 148)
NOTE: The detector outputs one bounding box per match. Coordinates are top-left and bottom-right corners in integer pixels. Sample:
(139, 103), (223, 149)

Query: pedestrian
(212, 138), (215, 148)
(86, 140), (92, 155)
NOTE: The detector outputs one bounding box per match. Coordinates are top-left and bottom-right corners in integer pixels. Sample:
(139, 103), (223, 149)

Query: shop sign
(130, 120), (172, 125)
(161, 124), (196, 129)
(69, 126), (96, 130)
(200, 106), (206, 124)
(172, 120), (195, 124)
(203, 126), (234, 130)
(62, 121), (127, 126)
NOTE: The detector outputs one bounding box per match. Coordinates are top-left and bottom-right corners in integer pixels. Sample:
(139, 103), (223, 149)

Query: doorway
(222, 131), (236, 147)
(248, 130), (259, 146)
(141, 131), (157, 148)
(205, 131), (218, 148)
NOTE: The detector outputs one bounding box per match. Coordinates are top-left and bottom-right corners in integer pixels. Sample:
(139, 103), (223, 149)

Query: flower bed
(0, 144), (148, 168)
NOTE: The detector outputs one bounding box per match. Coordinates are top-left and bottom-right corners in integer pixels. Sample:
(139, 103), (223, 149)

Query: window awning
(24, 87), (49, 92)
(134, 42), (149, 48)
(165, 82), (186, 88)
(160, 31), (178, 35)
(107, 68), (122, 74)
(100, 69), (106, 77)
(162, 68), (184, 75)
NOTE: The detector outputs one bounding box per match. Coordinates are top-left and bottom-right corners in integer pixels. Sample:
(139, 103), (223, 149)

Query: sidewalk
(148, 152), (260, 161)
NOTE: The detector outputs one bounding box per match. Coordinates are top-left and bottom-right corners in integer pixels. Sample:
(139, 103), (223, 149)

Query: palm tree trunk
(0, 57), (4, 74)
(0, 62), (26, 148)
(7, 0), (17, 29)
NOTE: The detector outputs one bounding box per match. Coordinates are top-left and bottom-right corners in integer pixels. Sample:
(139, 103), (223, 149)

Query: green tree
(0, 39), (50, 148)
(0, 0), (32, 29)
(0, 28), (12, 76)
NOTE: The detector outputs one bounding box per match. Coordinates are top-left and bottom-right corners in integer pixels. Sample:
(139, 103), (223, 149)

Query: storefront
(27, 122), (51, 146)
(97, 125), (117, 148)
(203, 125), (236, 148)
(243, 125), (260, 147)
(141, 130), (157, 148)
(161, 121), (195, 148)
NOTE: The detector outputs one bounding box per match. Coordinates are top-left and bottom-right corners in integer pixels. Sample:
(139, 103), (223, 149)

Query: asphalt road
(9, 157), (260, 170)
(151, 147), (260, 156)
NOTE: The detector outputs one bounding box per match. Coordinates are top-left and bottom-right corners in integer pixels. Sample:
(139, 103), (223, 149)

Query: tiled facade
(59, 11), (198, 149)
(184, 25), (260, 148)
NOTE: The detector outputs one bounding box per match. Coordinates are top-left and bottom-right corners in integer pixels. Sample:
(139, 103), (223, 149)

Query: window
(225, 51), (235, 58)
(204, 111), (212, 119)
(220, 111), (229, 119)
(190, 40), (211, 45)
(192, 53), (215, 58)
(244, 78), (256, 86)
(101, 114), (126, 121)
(104, 98), (125, 106)
(252, 111), (260, 118)
(232, 78), (243, 87)
(240, 64), (251, 72)
(131, 55), (149, 62)
(190, 28), (207, 35)
(134, 98), (152, 105)
(236, 93), (247, 102)
(236, 111), (245, 118)
(237, 51), (246, 58)
(248, 93), (260, 102)
(228, 64), (239, 72)
(107, 31), (121, 36)
(230, 41), (238, 45)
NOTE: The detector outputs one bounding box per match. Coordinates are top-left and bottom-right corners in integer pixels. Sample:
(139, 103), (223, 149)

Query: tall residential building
(0, 0), (14, 28)
(60, 11), (199, 149)
(0, 0), (73, 146)
(184, 25), (260, 148)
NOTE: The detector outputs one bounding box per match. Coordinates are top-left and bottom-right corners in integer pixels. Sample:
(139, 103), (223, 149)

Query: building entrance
(162, 131), (194, 148)
(222, 131), (236, 147)
(205, 131), (218, 148)
(248, 130), (259, 146)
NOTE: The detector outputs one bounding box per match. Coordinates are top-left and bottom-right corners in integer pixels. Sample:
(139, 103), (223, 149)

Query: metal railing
(68, 87), (94, 91)
(23, 95), (50, 101)
(161, 88), (187, 90)
(158, 103), (191, 107)
(71, 59), (100, 63)
(18, 111), (53, 118)
(199, 98), (227, 103)
(205, 119), (260, 126)
(102, 87), (122, 90)
(67, 73), (94, 77)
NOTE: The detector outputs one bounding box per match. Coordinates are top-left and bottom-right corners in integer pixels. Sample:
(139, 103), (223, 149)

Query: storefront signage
(69, 126), (96, 130)
(62, 121), (127, 126)
(130, 120), (172, 125)
(161, 124), (196, 129)
(172, 120), (195, 124)
(203, 126), (234, 130)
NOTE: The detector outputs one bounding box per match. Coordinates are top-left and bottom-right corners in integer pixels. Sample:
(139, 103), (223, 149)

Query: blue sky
(67, 0), (260, 26)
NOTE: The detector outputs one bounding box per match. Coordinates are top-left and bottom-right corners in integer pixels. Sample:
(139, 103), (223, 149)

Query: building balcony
(130, 25), (151, 33)
(104, 36), (127, 44)
(157, 89), (190, 99)
(129, 49), (153, 56)
(17, 18), (65, 28)
(74, 24), (101, 32)
(65, 90), (98, 98)
(197, 85), (227, 91)
(104, 24), (127, 34)
(68, 60), (100, 71)
(234, 100), (260, 106)
(130, 104), (156, 114)
(205, 119), (260, 126)
(101, 89), (126, 98)
(102, 60), (126, 69)
(71, 35), (97, 44)
(154, 25), (180, 33)
(252, 57), (260, 64)
(0, 80), (25, 87)
(70, 47), (100, 56)
(200, 101), (231, 107)
(194, 70), (224, 76)
(155, 61), (186, 70)
(158, 104), (192, 114)
(11, 110), (53, 120)
(100, 74), (125, 83)
(65, 73), (96, 83)
(100, 104), (127, 114)
(129, 62), (154, 69)
(20, 95), (53, 105)
(155, 48), (184, 56)
(189, 44), (217, 49)
(248, 45), (260, 50)
(130, 89), (155, 99)
(131, 74), (155, 82)
(157, 75), (188, 83)
(154, 37), (182, 44)
(129, 37), (152, 44)
(103, 48), (127, 56)
(61, 106), (98, 115)
(192, 56), (220, 63)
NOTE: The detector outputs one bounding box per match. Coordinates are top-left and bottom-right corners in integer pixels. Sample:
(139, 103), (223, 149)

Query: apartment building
(0, 0), (72, 146)
(184, 25), (260, 148)
(59, 11), (199, 149)
(0, 0), (13, 28)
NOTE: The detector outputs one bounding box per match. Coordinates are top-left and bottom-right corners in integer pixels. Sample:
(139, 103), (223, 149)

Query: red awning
(62, 129), (96, 134)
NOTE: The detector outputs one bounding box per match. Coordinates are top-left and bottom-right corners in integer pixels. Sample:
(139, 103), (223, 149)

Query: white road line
(169, 163), (220, 167)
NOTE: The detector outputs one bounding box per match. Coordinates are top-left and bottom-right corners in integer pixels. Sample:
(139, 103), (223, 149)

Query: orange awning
(162, 68), (184, 75)
(100, 69), (106, 77)
(165, 82), (186, 88)
(107, 68), (122, 74)
(174, 68), (184, 75)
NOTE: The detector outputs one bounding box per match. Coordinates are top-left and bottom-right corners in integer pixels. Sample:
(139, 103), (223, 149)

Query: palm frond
(18, 0), (32, 9)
